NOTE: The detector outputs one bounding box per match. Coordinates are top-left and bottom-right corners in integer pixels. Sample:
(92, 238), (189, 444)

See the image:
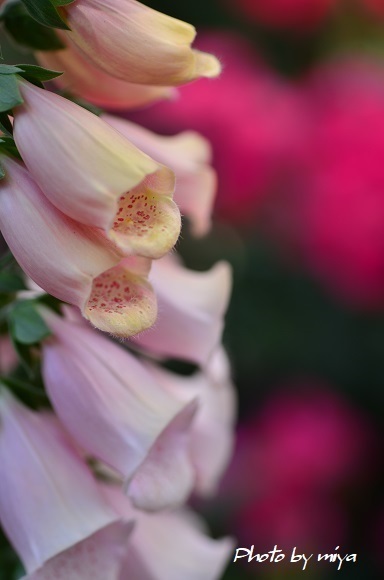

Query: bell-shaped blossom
(13, 81), (181, 259)
(133, 254), (232, 365)
(104, 115), (217, 236)
(24, 522), (132, 580)
(40, 307), (198, 511)
(0, 388), (126, 575)
(0, 156), (157, 336)
(63, 0), (221, 86)
(145, 346), (237, 496)
(101, 483), (234, 580)
(36, 33), (175, 111)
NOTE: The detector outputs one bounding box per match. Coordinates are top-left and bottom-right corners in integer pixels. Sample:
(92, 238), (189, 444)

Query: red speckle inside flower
(87, 266), (143, 316)
(112, 186), (163, 240)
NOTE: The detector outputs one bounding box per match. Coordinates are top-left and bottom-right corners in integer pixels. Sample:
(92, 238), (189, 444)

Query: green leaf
(60, 91), (103, 116)
(51, 0), (75, 5)
(1, 376), (48, 403)
(0, 64), (23, 75)
(0, 112), (14, 137)
(21, 0), (70, 30)
(0, 74), (23, 113)
(8, 300), (51, 345)
(0, 137), (21, 163)
(10, 335), (35, 376)
(0, 272), (26, 293)
(2, 1), (65, 51)
(17, 64), (63, 83)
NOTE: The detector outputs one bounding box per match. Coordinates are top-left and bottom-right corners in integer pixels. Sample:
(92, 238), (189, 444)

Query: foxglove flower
(25, 523), (132, 580)
(133, 254), (232, 365)
(101, 483), (234, 580)
(13, 81), (181, 259)
(41, 308), (198, 511)
(145, 347), (237, 496)
(104, 115), (217, 236)
(0, 157), (156, 336)
(36, 34), (175, 110)
(0, 388), (129, 575)
(63, 0), (221, 85)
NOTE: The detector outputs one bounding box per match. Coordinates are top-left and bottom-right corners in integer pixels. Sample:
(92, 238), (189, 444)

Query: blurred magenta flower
(223, 382), (376, 555)
(130, 32), (305, 225)
(232, 384), (374, 497)
(233, 0), (337, 30)
(235, 490), (347, 554)
(292, 59), (384, 308)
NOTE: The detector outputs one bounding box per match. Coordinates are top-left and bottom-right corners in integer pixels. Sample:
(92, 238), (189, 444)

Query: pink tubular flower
(63, 0), (221, 86)
(101, 483), (234, 580)
(133, 254), (232, 365)
(0, 157), (157, 336)
(13, 81), (181, 260)
(36, 34), (175, 111)
(25, 523), (132, 580)
(40, 307), (198, 511)
(145, 346), (237, 496)
(0, 388), (129, 575)
(103, 115), (217, 237)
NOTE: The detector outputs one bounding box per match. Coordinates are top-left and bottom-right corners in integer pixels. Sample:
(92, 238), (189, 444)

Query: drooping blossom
(103, 115), (216, 236)
(144, 346), (237, 496)
(130, 32), (306, 224)
(0, 157), (157, 336)
(25, 523), (132, 580)
(0, 388), (130, 576)
(133, 254), (232, 365)
(62, 0), (221, 85)
(40, 307), (198, 511)
(13, 80), (180, 260)
(233, 0), (337, 30)
(36, 33), (175, 111)
(101, 483), (234, 580)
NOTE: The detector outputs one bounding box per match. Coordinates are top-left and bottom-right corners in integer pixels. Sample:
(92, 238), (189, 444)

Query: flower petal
(102, 485), (235, 580)
(41, 310), (197, 510)
(13, 82), (180, 258)
(133, 255), (232, 365)
(0, 158), (156, 336)
(0, 389), (117, 574)
(36, 34), (175, 110)
(145, 347), (237, 496)
(24, 521), (133, 580)
(103, 116), (217, 236)
(65, 0), (221, 85)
